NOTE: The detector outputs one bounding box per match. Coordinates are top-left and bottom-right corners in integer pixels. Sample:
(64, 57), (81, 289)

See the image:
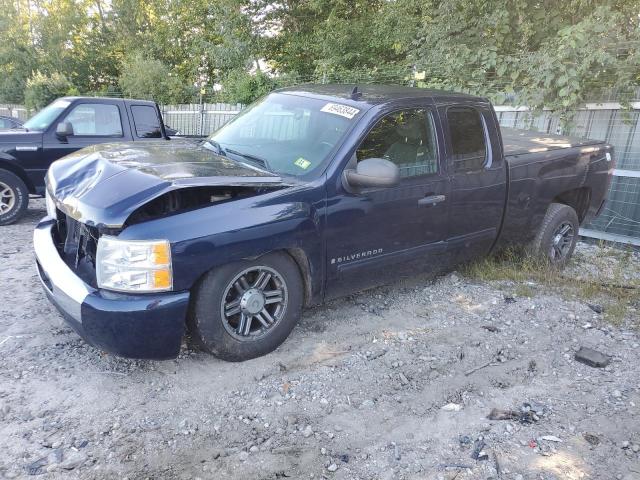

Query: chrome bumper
(33, 219), (94, 322)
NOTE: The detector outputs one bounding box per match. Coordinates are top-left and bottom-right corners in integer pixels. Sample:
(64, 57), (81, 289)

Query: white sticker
(320, 103), (360, 119)
(605, 152), (612, 162)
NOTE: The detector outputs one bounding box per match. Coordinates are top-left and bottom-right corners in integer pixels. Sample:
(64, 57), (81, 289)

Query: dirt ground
(1, 199), (639, 480)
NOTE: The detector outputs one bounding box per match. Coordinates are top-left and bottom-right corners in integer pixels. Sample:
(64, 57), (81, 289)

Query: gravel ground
(1, 199), (639, 480)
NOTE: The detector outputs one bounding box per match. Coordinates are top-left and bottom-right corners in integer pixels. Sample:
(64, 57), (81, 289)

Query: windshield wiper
(225, 148), (272, 172)
(202, 139), (226, 156)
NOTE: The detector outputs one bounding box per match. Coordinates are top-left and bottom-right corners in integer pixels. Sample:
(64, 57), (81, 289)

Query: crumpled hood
(47, 140), (286, 228)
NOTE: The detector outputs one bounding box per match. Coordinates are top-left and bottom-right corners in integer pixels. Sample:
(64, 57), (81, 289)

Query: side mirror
(344, 158), (400, 189)
(55, 121), (74, 139)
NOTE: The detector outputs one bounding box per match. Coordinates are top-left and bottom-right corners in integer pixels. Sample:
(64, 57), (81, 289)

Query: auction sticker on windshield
(320, 103), (360, 119)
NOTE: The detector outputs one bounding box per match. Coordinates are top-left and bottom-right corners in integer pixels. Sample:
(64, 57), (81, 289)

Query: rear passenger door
(440, 103), (506, 262)
(325, 106), (451, 299)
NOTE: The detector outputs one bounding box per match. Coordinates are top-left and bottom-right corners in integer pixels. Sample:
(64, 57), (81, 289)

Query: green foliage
(254, 0), (419, 78)
(118, 53), (192, 104)
(0, 0), (638, 109)
(24, 72), (78, 110)
(219, 70), (276, 104)
(411, 0), (640, 112)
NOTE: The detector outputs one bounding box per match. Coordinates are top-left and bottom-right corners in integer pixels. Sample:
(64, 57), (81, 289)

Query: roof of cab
(59, 96), (157, 105)
(275, 84), (486, 108)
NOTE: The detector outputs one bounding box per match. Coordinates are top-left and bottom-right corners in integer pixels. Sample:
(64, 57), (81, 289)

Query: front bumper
(34, 219), (190, 360)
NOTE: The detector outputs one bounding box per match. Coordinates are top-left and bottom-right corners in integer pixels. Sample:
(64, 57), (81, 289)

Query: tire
(528, 202), (579, 266)
(0, 170), (29, 226)
(190, 252), (304, 361)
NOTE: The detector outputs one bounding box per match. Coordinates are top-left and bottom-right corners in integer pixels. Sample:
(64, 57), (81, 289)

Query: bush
(24, 72), (78, 110)
(219, 70), (276, 105)
(118, 53), (191, 104)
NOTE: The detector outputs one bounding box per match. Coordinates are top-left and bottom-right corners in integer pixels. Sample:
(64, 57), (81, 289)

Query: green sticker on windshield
(294, 157), (311, 170)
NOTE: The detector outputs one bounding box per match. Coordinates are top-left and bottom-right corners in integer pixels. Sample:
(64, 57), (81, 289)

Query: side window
(0, 118), (9, 128)
(447, 107), (487, 172)
(65, 104), (123, 136)
(356, 109), (438, 178)
(131, 105), (162, 138)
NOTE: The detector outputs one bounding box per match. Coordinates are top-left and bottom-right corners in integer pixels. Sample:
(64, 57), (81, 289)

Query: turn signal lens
(152, 243), (171, 265)
(152, 269), (172, 289)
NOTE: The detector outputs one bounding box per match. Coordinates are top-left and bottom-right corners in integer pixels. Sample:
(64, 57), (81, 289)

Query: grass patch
(462, 248), (639, 326)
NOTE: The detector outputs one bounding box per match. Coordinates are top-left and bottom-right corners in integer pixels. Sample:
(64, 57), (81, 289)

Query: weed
(462, 248), (638, 326)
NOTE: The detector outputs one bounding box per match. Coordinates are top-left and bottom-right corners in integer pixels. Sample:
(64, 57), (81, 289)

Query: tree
(254, 0), (418, 79)
(411, 0), (640, 112)
(24, 72), (77, 110)
(219, 70), (276, 104)
(118, 52), (192, 104)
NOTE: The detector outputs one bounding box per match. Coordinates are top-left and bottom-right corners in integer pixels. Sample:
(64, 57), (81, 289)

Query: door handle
(418, 194), (446, 206)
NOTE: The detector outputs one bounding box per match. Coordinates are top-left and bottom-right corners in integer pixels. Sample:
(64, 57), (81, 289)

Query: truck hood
(47, 140), (289, 228)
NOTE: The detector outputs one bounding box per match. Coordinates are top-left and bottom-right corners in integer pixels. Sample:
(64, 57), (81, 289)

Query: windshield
(206, 93), (360, 177)
(23, 99), (70, 130)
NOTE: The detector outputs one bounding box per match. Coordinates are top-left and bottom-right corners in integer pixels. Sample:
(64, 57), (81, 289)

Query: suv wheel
(190, 252), (304, 361)
(529, 202), (579, 266)
(0, 170), (29, 226)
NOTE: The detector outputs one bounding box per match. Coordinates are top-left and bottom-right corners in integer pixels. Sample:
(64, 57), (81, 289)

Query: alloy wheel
(220, 266), (288, 340)
(550, 222), (574, 261)
(0, 181), (16, 215)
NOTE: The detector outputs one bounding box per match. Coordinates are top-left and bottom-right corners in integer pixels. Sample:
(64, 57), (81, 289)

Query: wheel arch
(0, 157), (35, 194)
(187, 246), (320, 309)
(552, 187), (591, 223)
(284, 247), (315, 308)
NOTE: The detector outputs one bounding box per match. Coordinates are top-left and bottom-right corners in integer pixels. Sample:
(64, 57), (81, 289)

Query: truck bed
(501, 127), (603, 157)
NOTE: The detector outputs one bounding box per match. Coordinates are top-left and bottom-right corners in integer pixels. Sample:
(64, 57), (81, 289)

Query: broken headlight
(96, 237), (173, 293)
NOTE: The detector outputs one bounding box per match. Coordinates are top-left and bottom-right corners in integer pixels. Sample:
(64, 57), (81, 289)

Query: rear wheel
(190, 252), (304, 361)
(0, 170), (29, 226)
(529, 203), (579, 266)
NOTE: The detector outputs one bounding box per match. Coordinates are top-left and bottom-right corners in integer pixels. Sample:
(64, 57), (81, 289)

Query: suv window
(65, 104), (123, 136)
(131, 105), (162, 138)
(447, 107), (487, 172)
(356, 109), (438, 178)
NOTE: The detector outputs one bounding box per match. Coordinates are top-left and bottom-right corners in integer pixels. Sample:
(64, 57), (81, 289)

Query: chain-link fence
(160, 103), (243, 136)
(494, 104), (640, 245)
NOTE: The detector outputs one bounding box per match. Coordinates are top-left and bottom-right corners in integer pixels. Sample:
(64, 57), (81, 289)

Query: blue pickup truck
(34, 85), (614, 361)
(0, 97), (173, 225)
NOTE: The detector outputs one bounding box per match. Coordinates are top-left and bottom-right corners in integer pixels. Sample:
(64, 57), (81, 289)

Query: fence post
(198, 93), (205, 137)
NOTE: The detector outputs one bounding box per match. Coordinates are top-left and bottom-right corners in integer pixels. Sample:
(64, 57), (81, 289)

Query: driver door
(324, 107), (451, 299)
(42, 102), (127, 169)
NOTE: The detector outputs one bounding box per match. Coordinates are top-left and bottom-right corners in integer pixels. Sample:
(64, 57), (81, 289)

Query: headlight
(96, 237), (173, 293)
(45, 189), (57, 219)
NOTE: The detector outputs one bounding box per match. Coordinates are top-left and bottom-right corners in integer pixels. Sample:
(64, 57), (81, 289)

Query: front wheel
(0, 170), (29, 226)
(529, 203), (579, 266)
(190, 252), (304, 361)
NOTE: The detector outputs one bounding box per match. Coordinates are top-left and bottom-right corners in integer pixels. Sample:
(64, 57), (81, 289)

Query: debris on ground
(574, 346), (612, 368)
(588, 303), (604, 314)
(471, 438), (489, 461)
(583, 433), (600, 446)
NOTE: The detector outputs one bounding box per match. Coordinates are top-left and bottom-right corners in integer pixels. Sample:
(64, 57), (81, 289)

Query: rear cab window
(131, 105), (163, 138)
(446, 107), (488, 172)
